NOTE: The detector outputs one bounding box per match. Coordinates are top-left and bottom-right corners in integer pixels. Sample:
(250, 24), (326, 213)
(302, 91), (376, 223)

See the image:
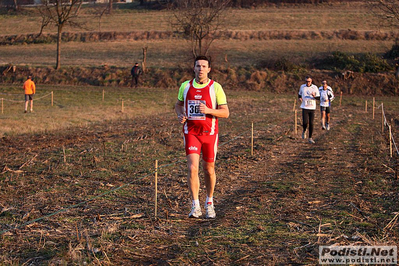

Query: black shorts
(320, 106), (330, 114)
(25, 94), (33, 101)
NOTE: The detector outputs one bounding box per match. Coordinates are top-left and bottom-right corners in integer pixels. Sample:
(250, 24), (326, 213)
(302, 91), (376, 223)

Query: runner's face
(194, 60), (210, 81)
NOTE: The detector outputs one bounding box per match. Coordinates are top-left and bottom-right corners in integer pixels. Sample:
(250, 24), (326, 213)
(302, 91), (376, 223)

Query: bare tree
(368, 0), (399, 27)
(13, 0), (19, 11)
(108, 0), (113, 14)
(37, 0), (84, 70)
(170, 0), (231, 57)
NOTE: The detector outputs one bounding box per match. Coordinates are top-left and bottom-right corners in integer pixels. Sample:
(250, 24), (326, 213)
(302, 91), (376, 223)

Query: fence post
(1, 98), (3, 114)
(251, 122), (254, 156)
(51, 91), (53, 106)
(389, 125), (393, 157)
(294, 109), (298, 135)
(102, 90), (105, 102)
(339, 91), (342, 107)
(365, 100), (367, 113)
(155, 160), (158, 218)
(372, 97), (375, 119)
(381, 103), (384, 133)
(121, 100), (124, 113)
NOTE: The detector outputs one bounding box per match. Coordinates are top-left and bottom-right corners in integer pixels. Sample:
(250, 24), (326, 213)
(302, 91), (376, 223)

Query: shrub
(384, 42), (399, 60)
(320, 51), (392, 73)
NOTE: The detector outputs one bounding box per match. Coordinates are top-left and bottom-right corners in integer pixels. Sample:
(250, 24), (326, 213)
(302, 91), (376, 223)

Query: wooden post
(251, 122), (254, 156)
(292, 98), (296, 111)
(63, 146), (66, 163)
(121, 100), (124, 113)
(389, 125), (392, 158)
(142, 46), (148, 73)
(294, 109), (298, 135)
(381, 103), (384, 133)
(1, 98), (3, 114)
(372, 97), (375, 119)
(102, 90), (105, 102)
(339, 91), (342, 107)
(155, 160), (158, 218)
(51, 91), (53, 106)
(365, 100), (367, 113)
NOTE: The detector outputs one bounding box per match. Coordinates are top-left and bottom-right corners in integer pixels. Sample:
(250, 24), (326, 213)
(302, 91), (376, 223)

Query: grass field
(0, 2), (395, 69)
(0, 39), (393, 68)
(1, 2), (399, 264)
(0, 2), (391, 35)
(0, 85), (176, 137)
(0, 86), (398, 264)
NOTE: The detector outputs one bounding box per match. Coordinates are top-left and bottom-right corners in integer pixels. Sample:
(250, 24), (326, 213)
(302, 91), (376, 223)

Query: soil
(0, 96), (398, 265)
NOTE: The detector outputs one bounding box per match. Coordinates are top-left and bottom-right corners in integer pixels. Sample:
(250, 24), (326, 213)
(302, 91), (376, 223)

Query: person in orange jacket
(23, 75), (36, 113)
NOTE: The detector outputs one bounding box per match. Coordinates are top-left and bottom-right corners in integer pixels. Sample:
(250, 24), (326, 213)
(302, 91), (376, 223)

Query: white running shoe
(189, 205), (202, 218)
(302, 131), (306, 139)
(308, 138), (315, 144)
(205, 203), (216, 219)
(326, 123), (330, 130)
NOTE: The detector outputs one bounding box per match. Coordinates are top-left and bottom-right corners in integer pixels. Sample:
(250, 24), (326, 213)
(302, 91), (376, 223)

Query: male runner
(174, 55), (229, 219)
(319, 80), (335, 130)
(23, 75), (36, 113)
(298, 76), (319, 144)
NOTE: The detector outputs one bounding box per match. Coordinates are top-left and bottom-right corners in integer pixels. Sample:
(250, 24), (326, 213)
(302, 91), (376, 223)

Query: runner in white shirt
(298, 76), (320, 144)
(319, 80), (335, 130)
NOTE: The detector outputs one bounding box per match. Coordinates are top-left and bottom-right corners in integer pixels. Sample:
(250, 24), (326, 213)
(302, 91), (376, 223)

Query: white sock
(192, 199), (200, 207)
(206, 196), (213, 205)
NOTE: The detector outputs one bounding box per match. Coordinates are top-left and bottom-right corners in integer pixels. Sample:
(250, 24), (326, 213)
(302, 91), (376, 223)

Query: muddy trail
(0, 99), (398, 265)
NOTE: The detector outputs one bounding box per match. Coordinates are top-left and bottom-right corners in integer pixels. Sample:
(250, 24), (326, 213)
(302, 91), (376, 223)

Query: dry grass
(0, 39), (393, 68)
(0, 85), (176, 138)
(0, 89), (398, 265)
(0, 2), (390, 35)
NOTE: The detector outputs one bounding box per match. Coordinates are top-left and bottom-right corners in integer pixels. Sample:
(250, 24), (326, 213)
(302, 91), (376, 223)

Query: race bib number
(305, 99), (315, 107)
(187, 100), (206, 120)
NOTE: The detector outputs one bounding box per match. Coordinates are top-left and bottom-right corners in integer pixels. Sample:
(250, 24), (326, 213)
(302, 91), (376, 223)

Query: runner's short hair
(194, 55), (211, 68)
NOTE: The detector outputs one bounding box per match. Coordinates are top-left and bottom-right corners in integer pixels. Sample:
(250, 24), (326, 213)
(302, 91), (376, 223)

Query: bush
(320, 51), (392, 73)
(384, 43), (399, 60)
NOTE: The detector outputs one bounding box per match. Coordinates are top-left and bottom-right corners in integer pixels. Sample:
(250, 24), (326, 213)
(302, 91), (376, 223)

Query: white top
(318, 86), (335, 107)
(299, 84), (319, 110)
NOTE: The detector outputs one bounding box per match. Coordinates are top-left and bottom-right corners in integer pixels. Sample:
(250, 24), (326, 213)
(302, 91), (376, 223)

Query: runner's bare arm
(175, 100), (187, 124)
(199, 103), (229, 118)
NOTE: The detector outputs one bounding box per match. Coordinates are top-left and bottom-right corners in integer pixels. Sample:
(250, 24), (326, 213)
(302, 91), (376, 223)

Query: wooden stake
(292, 98), (296, 111)
(251, 122), (254, 156)
(294, 109), (298, 135)
(63, 146), (66, 163)
(381, 103), (384, 133)
(339, 91), (342, 107)
(155, 160), (158, 218)
(372, 97), (375, 119)
(102, 90), (105, 102)
(121, 100), (124, 113)
(1, 98), (3, 114)
(365, 100), (367, 113)
(51, 91), (53, 106)
(389, 125), (392, 158)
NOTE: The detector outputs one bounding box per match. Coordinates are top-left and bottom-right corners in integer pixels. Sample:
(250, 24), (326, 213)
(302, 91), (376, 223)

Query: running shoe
(205, 203), (216, 219)
(326, 123), (330, 130)
(308, 138), (315, 144)
(302, 131), (306, 139)
(189, 205), (202, 218)
(322, 125), (326, 130)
